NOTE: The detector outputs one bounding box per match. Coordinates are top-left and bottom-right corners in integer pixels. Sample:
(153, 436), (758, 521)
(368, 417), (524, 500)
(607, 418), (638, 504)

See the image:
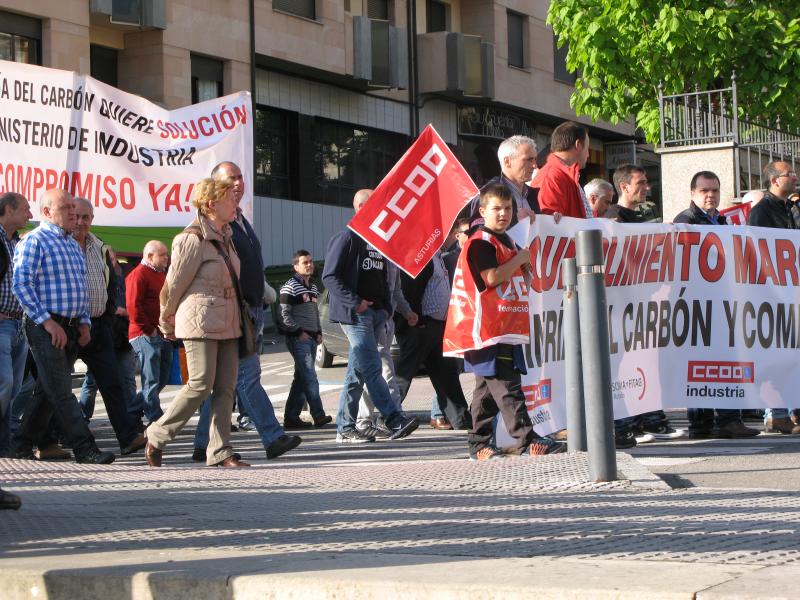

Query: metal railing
(658, 74), (800, 196)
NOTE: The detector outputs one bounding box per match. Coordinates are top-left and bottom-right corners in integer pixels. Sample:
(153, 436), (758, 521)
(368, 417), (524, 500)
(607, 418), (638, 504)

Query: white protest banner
(489, 216), (800, 440)
(0, 60), (252, 226)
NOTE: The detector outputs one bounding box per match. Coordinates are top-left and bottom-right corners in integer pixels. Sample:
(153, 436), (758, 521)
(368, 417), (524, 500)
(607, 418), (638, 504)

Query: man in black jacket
(674, 171), (759, 439)
(747, 161), (800, 434)
(394, 251), (471, 430)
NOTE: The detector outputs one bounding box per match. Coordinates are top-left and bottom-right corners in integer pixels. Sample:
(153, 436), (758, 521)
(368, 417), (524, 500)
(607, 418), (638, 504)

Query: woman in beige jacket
(144, 177), (250, 468)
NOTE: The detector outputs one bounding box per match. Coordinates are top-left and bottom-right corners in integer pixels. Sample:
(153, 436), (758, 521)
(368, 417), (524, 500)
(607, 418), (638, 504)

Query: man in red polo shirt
(126, 240), (172, 426)
(532, 121), (592, 219)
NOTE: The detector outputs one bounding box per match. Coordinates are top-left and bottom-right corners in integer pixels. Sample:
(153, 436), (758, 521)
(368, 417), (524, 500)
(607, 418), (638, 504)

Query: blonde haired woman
(144, 177), (249, 467)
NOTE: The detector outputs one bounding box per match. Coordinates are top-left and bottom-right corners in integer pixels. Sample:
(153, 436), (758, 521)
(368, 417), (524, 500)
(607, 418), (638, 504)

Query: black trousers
(13, 320), (98, 458)
(15, 318), (139, 454)
(394, 318), (471, 429)
(468, 359), (535, 455)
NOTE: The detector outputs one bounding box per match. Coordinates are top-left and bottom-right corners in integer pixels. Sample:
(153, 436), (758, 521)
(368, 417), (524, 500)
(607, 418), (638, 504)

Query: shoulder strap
(184, 224), (204, 239)
(209, 239), (246, 308)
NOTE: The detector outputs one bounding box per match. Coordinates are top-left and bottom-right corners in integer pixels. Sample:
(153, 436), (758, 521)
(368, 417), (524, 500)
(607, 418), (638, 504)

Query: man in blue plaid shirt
(10, 188), (114, 464)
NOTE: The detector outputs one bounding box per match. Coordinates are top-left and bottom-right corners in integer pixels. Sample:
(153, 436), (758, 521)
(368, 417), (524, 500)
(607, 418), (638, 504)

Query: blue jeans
(430, 397), (444, 420)
(283, 336), (326, 421)
(336, 308), (404, 433)
(130, 334), (173, 423)
(80, 348), (137, 423)
(12, 320), (97, 457)
(194, 305), (284, 450)
(0, 318), (28, 456)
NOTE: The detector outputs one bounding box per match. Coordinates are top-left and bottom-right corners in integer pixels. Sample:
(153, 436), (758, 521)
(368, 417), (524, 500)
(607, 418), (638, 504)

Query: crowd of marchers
(1, 122), (798, 511)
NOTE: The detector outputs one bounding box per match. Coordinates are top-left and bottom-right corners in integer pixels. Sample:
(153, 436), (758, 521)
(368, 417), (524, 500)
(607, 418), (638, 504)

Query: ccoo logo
(687, 361), (754, 384)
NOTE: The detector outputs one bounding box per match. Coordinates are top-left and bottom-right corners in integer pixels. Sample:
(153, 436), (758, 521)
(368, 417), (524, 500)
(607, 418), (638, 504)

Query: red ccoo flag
(348, 124), (478, 277)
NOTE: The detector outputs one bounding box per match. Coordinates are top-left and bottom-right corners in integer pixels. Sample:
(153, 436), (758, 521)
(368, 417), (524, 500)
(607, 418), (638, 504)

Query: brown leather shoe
(144, 441), (162, 467)
(121, 433), (147, 456)
(212, 456), (251, 468)
(35, 444), (71, 461)
(430, 417), (452, 430)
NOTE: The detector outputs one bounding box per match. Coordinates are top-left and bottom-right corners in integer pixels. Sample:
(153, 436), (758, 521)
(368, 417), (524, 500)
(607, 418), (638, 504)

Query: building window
(273, 0), (315, 20)
(366, 0), (389, 20)
(255, 107), (294, 199)
(507, 10), (526, 69)
(553, 37), (577, 84)
(427, 0), (448, 32)
(313, 120), (406, 207)
(90, 45), (119, 87)
(191, 55), (223, 104)
(0, 10), (41, 64)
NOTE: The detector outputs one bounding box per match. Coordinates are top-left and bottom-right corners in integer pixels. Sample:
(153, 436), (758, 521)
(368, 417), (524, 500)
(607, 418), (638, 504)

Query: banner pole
(562, 257), (587, 452)
(575, 230), (617, 482)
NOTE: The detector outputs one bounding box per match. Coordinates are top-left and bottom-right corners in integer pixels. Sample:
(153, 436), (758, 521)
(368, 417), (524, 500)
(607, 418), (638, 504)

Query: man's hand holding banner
(348, 124), (478, 277)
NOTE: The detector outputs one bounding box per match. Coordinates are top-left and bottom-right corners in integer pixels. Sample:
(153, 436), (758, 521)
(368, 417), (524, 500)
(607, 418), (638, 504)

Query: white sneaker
(634, 432), (656, 444)
(646, 425), (686, 440)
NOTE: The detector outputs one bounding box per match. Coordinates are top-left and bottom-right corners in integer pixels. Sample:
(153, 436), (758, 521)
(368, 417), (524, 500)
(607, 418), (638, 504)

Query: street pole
(562, 257), (586, 452)
(575, 230), (617, 482)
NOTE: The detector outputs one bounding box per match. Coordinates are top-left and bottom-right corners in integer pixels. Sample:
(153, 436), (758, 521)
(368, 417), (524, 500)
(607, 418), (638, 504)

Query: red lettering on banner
(698, 232), (725, 282)
(529, 235), (569, 292)
(756, 238), (778, 285)
(774, 239), (799, 286)
(677, 231), (701, 281)
(732, 235), (757, 283)
(349, 125), (478, 277)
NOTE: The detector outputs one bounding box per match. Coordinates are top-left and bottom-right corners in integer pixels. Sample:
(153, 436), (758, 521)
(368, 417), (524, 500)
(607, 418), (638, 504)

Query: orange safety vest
(442, 230), (530, 356)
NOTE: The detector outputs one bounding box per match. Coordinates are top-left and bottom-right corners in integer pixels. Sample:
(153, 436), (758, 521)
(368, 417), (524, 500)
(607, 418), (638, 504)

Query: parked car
(316, 288), (401, 368)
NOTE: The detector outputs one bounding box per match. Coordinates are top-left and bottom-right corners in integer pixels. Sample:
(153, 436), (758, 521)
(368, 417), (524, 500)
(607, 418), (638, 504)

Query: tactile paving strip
(2, 455), (800, 566)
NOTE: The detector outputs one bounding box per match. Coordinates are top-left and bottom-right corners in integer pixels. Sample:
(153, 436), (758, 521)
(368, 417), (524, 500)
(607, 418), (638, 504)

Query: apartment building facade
(0, 0), (654, 265)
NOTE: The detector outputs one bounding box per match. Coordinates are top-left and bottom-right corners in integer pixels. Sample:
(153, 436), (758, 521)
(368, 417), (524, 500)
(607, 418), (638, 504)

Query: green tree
(547, 1), (800, 143)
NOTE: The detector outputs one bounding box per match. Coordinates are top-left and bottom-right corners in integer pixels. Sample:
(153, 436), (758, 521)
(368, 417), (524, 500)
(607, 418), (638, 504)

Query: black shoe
(283, 416), (313, 429)
(389, 416), (419, 440)
(614, 430), (637, 449)
(356, 422), (392, 440)
(529, 438), (568, 455)
(688, 430), (716, 439)
(715, 420), (760, 438)
(9, 448), (35, 460)
(336, 428), (376, 443)
(313, 415), (333, 428)
(266, 434), (302, 459)
(0, 488), (21, 510)
(76, 449), (116, 465)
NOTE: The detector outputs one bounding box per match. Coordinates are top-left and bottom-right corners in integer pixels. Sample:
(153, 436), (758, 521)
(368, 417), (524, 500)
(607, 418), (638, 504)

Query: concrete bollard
(562, 258), (587, 452)
(575, 229), (617, 482)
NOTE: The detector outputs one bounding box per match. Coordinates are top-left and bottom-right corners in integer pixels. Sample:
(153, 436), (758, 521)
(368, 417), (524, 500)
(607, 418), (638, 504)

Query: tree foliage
(547, 0), (800, 143)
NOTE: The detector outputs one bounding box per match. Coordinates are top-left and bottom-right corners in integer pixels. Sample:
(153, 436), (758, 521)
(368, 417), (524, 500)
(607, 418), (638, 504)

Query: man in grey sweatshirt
(280, 250), (332, 428)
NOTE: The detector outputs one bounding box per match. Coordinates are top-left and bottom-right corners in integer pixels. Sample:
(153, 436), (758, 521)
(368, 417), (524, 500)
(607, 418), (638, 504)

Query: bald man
(322, 189), (420, 443)
(11, 188), (114, 464)
(126, 239), (172, 426)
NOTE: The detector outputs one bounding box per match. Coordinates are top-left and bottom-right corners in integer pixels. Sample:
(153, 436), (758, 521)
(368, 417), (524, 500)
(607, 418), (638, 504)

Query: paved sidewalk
(2, 436), (800, 599)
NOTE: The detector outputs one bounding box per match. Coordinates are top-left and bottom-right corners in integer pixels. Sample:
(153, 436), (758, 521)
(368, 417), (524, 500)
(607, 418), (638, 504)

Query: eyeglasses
(457, 230), (470, 235)
(777, 171), (797, 178)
